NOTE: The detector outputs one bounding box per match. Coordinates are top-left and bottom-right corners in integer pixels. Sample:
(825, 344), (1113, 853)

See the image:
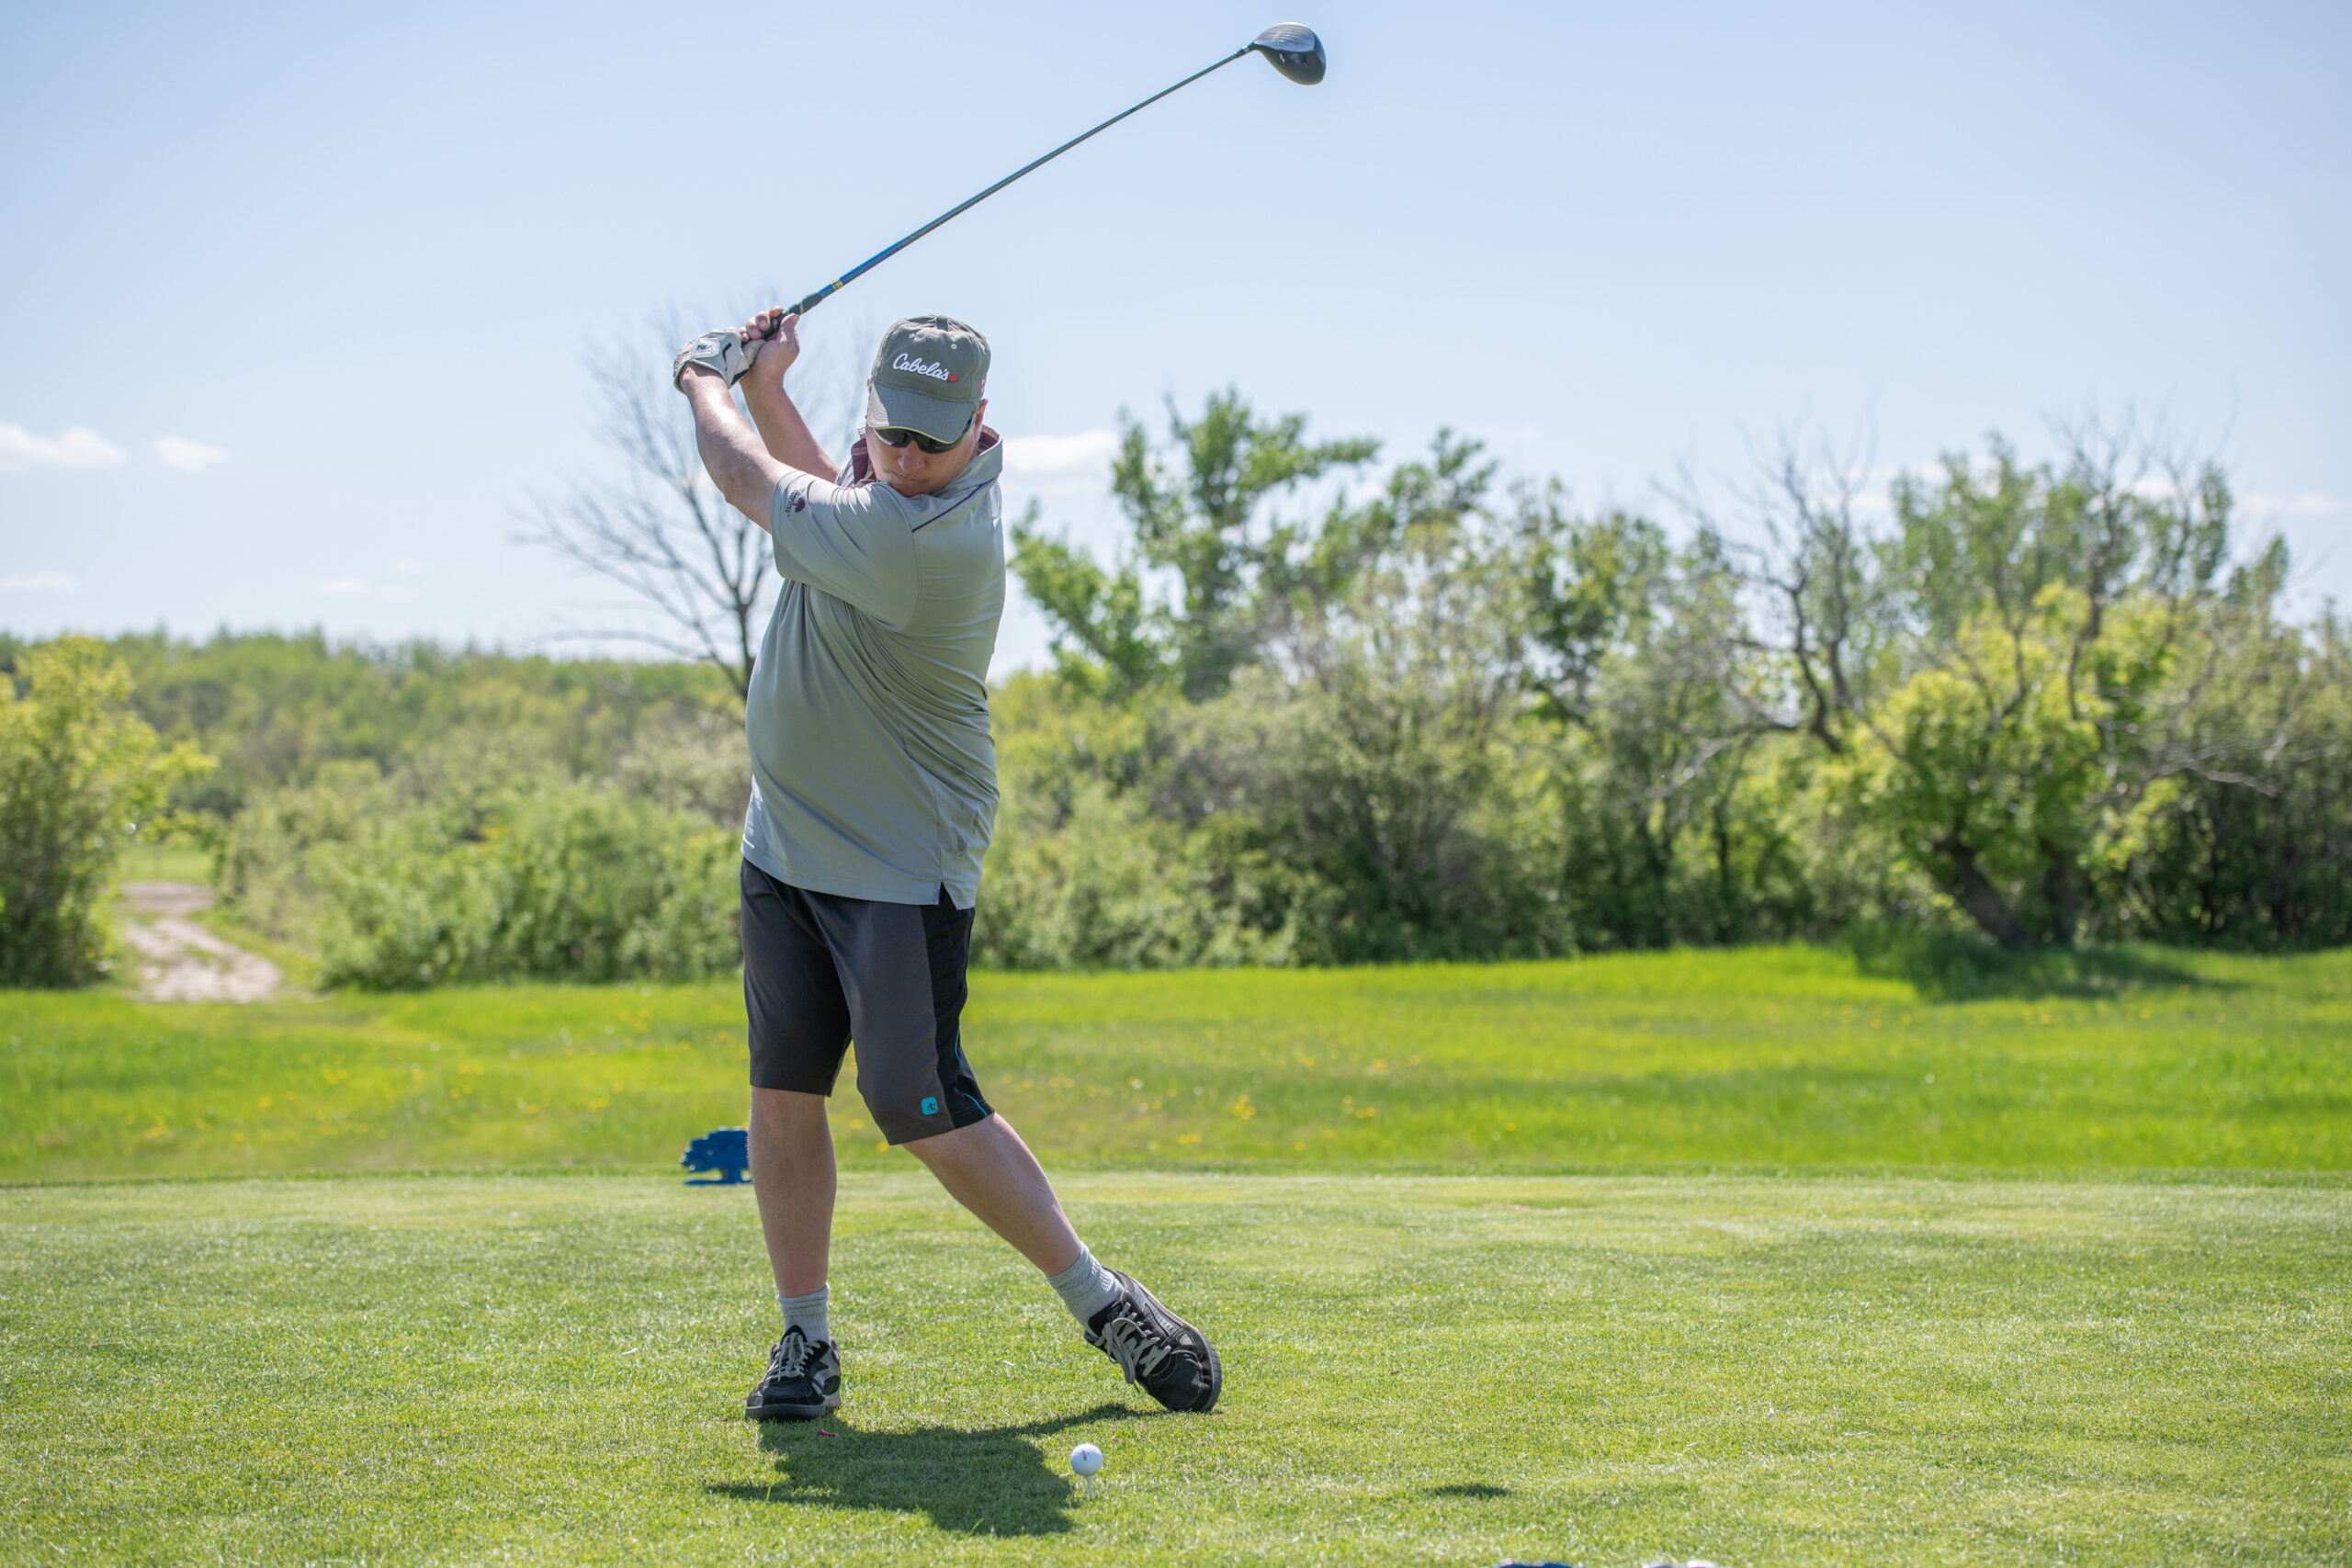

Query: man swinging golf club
(673, 310), (1221, 1422)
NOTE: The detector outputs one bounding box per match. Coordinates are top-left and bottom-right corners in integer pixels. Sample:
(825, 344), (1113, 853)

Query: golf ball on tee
(1069, 1442), (1104, 1478)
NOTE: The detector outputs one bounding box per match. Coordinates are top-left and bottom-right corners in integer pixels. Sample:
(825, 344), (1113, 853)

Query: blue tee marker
(681, 1127), (750, 1185)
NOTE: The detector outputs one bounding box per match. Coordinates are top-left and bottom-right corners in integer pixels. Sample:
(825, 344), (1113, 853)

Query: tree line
(991, 394), (2350, 963)
(1, 392), (2345, 988)
(0, 634), (745, 987)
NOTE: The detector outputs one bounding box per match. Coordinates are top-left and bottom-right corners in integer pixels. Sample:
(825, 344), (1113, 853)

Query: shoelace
(768, 1330), (813, 1383)
(1096, 1307), (1174, 1385)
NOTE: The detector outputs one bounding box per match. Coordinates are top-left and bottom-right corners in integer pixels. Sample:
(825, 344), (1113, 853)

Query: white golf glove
(672, 330), (761, 390)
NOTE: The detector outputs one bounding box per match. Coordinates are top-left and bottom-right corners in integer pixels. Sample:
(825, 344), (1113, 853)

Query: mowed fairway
(5, 1172), (2346, 1566)
(6, 945), (2348, 1564)
(5, 944), (2348, 1179)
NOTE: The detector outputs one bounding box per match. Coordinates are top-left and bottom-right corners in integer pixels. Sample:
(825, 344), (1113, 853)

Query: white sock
(1045, 1246), (1123, 1326)
(777, 1287), (829, 1344)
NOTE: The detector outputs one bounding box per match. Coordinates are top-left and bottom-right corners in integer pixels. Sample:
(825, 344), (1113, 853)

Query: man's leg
(899, 1111), (1079, 1273)
(903, 1111), (1220, 1413)
(739, 862), (852, 1422)
(818, 886), (1223, 1414)
(750, 1087), (835, 1295)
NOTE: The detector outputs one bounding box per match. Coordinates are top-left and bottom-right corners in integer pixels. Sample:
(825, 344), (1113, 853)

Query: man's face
(867, 392), (988, 498)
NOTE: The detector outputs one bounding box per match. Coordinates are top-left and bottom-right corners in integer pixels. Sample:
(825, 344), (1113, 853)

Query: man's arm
(736, 309), (842, 479)
(678, 368), (787, 530)
(675, 351), (920, 626)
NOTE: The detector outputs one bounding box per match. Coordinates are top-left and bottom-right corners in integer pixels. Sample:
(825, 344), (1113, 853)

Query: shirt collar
(845, 426), (1002, 497)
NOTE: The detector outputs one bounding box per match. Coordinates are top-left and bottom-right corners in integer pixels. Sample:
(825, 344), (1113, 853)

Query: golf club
(764, 23), (1324, 331)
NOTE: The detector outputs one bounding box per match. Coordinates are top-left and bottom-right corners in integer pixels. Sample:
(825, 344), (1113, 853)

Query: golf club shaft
(776, 45), (1253, 323)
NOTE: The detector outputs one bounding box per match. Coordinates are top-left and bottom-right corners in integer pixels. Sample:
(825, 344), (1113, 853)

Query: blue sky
(3, 0), (2346, 673)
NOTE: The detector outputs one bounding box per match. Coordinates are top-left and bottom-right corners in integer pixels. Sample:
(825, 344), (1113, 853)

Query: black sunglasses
(871, 423), (965, 456)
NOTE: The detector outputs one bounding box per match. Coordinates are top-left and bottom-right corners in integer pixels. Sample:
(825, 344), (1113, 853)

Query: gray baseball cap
(865, 315), (989, 443)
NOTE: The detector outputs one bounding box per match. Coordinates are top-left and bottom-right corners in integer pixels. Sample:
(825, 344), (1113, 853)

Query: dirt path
(119, 882), (282, 1003)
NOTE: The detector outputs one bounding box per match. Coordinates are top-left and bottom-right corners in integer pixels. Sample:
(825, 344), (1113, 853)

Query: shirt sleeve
(767, 473), (922, 626)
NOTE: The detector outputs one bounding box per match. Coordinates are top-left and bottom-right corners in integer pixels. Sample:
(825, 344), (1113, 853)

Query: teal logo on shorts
(922, 1096), (939, 1115)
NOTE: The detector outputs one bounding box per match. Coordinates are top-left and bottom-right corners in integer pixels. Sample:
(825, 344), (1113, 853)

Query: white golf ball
(1069, 1442), (1104, 1477)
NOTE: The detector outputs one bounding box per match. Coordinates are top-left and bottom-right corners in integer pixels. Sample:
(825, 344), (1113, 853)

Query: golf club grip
(755, 288), (834, 340)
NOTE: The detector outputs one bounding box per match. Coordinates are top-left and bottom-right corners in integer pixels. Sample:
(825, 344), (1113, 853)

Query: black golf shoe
(745, 1326), (842, 1421)
(1085, 1270), (1221, 1414)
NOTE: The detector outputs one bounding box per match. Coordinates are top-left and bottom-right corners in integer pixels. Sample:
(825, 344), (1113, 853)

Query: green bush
(213, 760), (398, 945)
(198, 688), (754, 988)
(978, 677), (1298, 968)
(311, 784), (738, 988)
(0, 637), (211, 987)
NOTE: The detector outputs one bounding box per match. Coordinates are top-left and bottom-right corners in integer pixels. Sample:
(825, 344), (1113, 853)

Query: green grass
(8, 946), (2348, 1562)
(5, 1171), (2346, 1566)
(5, 945), (2347, 1180)
(110, 841), (214, 885)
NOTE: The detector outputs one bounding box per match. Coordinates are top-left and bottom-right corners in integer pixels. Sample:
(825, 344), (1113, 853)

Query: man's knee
(896, 1110), (999, 1160)
(752, 1087), (830, 1133)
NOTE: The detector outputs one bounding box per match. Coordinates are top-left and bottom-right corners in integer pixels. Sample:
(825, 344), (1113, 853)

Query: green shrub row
(7, 391), (2348, 987)
(218, 761), (738, 990)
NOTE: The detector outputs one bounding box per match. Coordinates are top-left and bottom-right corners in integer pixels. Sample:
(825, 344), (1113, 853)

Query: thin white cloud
(0, 571), (81, 592)
(1004, 429), (1118, 479)
(312, 577), (370, 596)
(0, 423), (127, 473)
(2241, 491), (2341, 520)
(155, 435), (230, 472)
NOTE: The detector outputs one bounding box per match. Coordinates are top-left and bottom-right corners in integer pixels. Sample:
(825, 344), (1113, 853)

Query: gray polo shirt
(741, 431), (1005, 908)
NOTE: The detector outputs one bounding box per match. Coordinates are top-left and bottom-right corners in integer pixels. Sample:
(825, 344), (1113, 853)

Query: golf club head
(1250, 23), (1326, 85)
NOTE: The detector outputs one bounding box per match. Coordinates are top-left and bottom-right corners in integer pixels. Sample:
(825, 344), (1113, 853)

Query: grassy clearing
(111, 843), (213, 885)
(4, 945), (2346, 1179)
(4, 1171), (2345, 1566)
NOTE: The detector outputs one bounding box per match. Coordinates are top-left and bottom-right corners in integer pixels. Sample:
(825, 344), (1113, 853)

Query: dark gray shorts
(739, 859), (993, 1145)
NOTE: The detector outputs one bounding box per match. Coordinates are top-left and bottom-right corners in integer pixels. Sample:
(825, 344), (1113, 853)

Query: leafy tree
(2109, 604), (2352, 945)
(1003, 510), (1166, 699)
(1741, 427), (2284, 947)
(1517, 497), (1802, 945)
(0, 637), (212, 986)
(1012, 389), (1378, 698)
(1238, 434), (1567, 961)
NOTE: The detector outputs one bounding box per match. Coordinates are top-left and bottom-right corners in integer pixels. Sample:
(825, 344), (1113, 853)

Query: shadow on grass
(708, 1402), (1153, 1535)
(1843, 924), (2226, 1002)
(1430, 1483), (1512, 1498)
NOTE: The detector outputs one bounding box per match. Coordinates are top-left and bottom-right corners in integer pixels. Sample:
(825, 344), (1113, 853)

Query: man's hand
(734, 309), (836, 478)
(741, 309), (802, 390)
(672, 329), (761, 391)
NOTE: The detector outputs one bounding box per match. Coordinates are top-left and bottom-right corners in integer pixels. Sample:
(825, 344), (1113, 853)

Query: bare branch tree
(517, 311), (864, 698)
(1665, 421), (1886, 756)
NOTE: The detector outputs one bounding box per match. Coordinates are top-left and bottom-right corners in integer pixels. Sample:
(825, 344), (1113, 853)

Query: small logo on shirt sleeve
(921, 1096), (939, 1116)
